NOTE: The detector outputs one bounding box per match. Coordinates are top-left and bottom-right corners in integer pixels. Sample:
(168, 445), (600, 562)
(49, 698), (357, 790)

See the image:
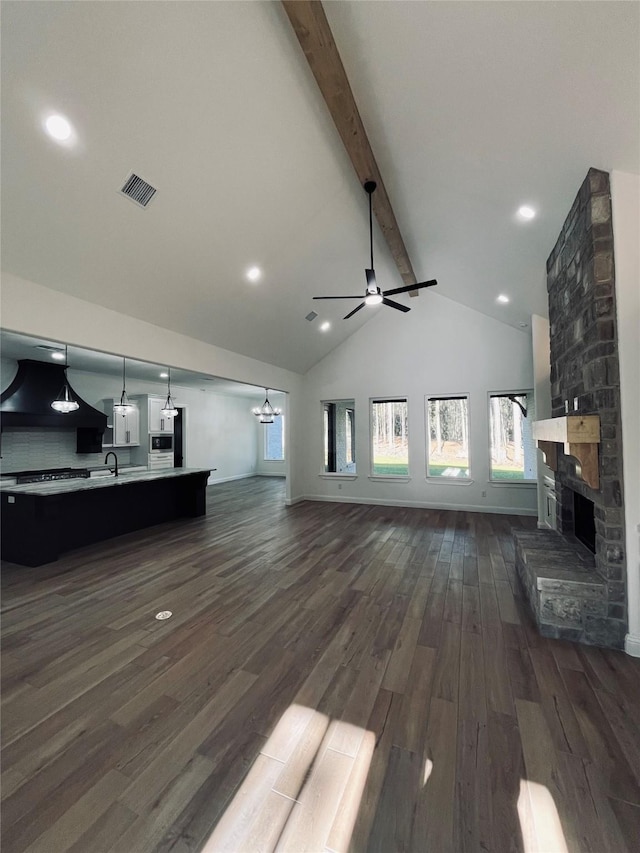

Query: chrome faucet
(104, 451), (119, 477)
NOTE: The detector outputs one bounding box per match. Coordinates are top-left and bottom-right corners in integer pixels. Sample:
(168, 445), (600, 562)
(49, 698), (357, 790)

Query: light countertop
(0, 468), (211, 497)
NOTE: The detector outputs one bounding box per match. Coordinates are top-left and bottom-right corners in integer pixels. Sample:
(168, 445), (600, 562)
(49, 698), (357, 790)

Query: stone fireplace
(515, 168), (627, 649)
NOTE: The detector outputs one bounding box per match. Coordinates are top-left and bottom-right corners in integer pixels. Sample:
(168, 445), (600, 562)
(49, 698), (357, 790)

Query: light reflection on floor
(202, 704), (375, 853)
(517, 778), (569, 853)
(202, 703), (571, 852)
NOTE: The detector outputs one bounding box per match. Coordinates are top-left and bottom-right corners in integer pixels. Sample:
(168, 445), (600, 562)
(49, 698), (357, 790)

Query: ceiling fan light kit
(313, 180), (437, 319)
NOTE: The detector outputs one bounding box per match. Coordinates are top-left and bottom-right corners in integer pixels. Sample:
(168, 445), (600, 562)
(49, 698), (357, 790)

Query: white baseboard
(285, 495), (306, 506)
(255, 472), (286, 478)
(298, 494), (537, 516)
(625, 633), (640, 657)
(208, 472), (255, 485)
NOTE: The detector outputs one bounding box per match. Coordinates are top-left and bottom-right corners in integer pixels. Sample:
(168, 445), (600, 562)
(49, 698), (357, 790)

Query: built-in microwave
(150, 434), (173, 453)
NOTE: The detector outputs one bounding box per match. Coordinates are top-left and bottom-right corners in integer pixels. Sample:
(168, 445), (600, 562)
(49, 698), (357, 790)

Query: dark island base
(1, 472), (209, 567)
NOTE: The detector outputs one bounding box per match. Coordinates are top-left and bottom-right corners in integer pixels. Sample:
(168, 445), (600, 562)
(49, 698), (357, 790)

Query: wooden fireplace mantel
(533, 415), (600, 489)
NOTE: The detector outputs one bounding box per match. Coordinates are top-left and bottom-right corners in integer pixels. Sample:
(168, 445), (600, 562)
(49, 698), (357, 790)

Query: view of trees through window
(371, 399), (408, 476)
(427, 396), (470, 477)
(264, 417), (284, 461)
(489, 392), (537, 480)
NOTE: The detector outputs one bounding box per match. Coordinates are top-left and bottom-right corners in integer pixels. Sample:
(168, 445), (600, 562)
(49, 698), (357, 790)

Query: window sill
(426, 477), (474, 486)
(263, 459), (285, 463)
(488, 480), (537, 488)
(318, 473), (357, 480)
(368, 475), (411, 483)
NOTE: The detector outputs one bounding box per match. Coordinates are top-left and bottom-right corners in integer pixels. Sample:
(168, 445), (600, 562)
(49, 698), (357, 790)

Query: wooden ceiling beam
(281, 0), (419, 294)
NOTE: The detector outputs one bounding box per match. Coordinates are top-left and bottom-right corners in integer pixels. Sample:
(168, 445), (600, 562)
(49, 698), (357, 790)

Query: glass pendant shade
(51, 346), (80, 413)
(161, 368), (178, 418)
(113, 357), (134, 416)
(253, 389), (281, 424)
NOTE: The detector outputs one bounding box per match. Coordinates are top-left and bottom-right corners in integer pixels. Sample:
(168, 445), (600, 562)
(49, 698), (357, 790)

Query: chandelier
(253, 389), (281, 424)
(161, 368), (178, 418)
(113, 357), (134, 416)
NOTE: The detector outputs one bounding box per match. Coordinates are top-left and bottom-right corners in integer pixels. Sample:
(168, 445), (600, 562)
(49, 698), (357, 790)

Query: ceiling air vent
(120, 173), (156, 208)
(305, 311), (318, 322)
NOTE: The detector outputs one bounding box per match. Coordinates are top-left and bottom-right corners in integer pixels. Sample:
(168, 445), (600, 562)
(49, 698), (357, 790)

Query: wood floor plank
(366, 745), (421, 853)
(461, 584), (481, 634)
(515, 698), (579, 852)
(430, 619), (461, 705)
(410, 697), (457, 853)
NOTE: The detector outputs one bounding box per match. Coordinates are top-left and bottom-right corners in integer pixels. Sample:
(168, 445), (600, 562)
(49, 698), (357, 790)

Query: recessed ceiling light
(246, 266), (262, 282)
(320, 321), (331, 332)
(51, 351), (65, 360)
(44, 114), (72, 141)
(517, 205), (536, 220)
(160, 372), (169, 378)
(497, 294), (510, 304)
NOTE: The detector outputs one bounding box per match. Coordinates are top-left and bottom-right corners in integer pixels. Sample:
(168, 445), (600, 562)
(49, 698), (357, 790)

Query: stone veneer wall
(546, 167), (627, 647)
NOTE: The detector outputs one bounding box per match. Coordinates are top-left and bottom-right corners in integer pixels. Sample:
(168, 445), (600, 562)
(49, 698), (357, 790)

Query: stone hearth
(515, 530), (606, 643)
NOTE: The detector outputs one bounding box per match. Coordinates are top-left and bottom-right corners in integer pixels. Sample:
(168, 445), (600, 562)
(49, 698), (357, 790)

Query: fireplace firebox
(573, 491), (596, 554)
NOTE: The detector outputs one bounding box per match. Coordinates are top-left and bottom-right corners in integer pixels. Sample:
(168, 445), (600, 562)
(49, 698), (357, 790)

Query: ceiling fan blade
(344, 302), (365, 319)
(383, 279), (438, 297)
(313, 295), (363, 300)
(382, 297), (410, 313)
(365, 269), (376, 289)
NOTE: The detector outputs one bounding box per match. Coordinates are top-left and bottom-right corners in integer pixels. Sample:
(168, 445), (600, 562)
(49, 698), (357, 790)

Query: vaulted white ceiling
(2, 1), (638, 373)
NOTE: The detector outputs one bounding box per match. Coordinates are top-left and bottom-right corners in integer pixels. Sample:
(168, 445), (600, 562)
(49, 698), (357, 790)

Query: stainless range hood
(1, 359), (107, 430)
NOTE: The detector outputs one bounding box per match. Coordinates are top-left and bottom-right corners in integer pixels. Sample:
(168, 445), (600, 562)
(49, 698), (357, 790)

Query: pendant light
(113, 357), (134, 416)
(160, 368), (178, 418)
(253, 389), (281, 424)
(51, 345), (80, 413)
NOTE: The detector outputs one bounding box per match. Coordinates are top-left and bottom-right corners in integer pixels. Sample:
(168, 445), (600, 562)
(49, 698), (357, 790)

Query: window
(371, 398), (408, 476)
(489, 392), (537, 481)
(427, 395), (470, 478)
(264, 417), (284, 461)
(323, 400), (356, 473)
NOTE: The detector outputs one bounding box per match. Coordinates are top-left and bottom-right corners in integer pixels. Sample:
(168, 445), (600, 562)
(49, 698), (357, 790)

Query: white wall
(298, 291), (537, 514)
(611, 171), (640, 657)
(1, 273), (303, 497)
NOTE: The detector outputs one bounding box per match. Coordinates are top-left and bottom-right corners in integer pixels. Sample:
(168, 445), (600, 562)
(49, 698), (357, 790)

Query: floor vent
(305, 311), (318, 322)
(120, 173), (157, 208)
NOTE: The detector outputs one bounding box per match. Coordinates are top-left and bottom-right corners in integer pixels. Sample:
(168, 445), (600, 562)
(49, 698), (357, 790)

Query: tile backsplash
(0, 428), (131, 472)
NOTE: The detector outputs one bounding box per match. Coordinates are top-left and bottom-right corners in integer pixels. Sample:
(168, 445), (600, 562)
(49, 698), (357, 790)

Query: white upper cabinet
(104, 399), (140, 447)
(148, 397), (174, 434)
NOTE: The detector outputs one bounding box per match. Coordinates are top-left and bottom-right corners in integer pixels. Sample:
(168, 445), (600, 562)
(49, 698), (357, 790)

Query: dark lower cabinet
(1, 472), (209, 567)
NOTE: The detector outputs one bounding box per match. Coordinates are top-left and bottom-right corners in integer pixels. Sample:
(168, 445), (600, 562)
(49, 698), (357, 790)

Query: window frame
(425, 392), (472, 482)
(369, 396), (410, 480)
(320, 399), (357, 476)
(263, 415), (285, 462)
(487, 389), (537, 485)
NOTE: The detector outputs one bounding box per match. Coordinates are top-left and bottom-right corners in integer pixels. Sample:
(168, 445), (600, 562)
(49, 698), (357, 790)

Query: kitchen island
(1, 468), (211, 566)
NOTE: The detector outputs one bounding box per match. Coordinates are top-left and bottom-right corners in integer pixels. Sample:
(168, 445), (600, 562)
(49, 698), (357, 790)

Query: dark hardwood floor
(2, 477), (639, 852)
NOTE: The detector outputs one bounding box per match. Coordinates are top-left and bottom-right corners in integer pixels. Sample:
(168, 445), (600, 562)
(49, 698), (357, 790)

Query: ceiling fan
(313, 180), (437, 319)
